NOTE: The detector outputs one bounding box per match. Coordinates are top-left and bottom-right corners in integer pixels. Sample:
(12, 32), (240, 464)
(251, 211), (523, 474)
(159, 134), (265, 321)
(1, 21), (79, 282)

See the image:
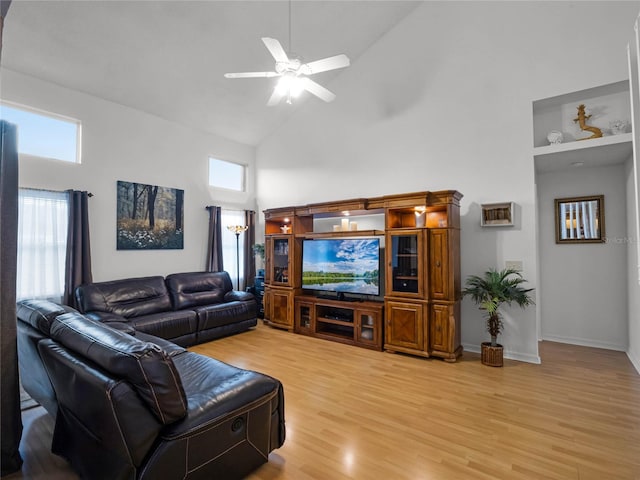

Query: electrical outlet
(505, 260), (523, 271)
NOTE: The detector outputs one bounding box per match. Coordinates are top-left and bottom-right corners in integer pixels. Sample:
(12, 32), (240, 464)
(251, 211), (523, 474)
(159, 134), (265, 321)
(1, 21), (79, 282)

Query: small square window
(208, 157), (245, 192)
(0, 102), (81, 163)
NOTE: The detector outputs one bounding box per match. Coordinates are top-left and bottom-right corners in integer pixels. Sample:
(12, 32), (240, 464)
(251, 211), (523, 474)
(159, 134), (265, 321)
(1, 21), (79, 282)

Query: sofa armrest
(38, 339), (162, 472)
(135, 332), (187, 358)
(100, 325), (186, 357)
(162, 352), (282, 440)
(224, 290), (254, 303)
(85, 311), (128, 324)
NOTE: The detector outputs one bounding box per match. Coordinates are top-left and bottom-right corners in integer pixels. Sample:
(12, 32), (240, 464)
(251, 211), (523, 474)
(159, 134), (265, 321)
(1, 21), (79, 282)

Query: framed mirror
(554, 195), (605, 244)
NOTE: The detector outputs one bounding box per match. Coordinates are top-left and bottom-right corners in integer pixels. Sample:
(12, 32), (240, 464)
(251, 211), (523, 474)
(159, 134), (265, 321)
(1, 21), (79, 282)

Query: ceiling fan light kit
(224, 36), (350, 106)
(276, 74), (304, 100)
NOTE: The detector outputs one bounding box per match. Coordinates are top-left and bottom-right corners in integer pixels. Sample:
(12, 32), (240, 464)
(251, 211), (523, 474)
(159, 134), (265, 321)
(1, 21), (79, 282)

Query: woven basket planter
(481, 342), (503, 367)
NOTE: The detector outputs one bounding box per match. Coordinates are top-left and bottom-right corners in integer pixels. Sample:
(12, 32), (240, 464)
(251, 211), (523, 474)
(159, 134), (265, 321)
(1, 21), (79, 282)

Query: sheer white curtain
(221, 209), (246, 289)
(17, 189), (69, 301)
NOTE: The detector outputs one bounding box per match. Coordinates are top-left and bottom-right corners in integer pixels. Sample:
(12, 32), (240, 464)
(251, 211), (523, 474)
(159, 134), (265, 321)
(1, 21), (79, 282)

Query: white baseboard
(462, 343), (541, 364)
(541, 334), (627, 352)
(628, 348), (640, 375)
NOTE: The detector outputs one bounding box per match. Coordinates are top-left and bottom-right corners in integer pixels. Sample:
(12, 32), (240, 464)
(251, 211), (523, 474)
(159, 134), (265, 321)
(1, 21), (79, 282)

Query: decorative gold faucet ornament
(573, 104), (602, 140)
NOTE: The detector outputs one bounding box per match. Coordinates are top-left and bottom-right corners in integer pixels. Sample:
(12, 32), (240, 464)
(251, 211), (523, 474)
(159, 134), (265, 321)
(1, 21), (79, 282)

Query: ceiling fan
(224, 37), (350, 106)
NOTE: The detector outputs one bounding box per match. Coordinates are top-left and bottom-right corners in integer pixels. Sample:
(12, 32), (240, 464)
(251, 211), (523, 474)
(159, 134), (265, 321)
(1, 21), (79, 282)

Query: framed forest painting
(117, 180), (184, 250)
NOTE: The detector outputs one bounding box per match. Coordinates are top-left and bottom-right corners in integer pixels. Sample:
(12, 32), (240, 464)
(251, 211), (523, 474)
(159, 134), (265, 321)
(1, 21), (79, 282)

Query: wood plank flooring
(7, 322), (640, 479)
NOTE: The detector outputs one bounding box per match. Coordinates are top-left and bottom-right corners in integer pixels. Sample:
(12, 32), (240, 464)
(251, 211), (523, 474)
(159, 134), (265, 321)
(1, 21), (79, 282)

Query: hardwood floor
(8, 322), (640, 479)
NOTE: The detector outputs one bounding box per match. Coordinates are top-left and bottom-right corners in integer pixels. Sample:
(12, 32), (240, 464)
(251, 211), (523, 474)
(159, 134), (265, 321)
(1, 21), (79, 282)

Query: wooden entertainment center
(262, 190), (463, 362)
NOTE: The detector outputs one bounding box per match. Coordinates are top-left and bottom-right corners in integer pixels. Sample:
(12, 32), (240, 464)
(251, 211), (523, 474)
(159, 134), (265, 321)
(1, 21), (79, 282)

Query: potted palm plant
(462, 268), (534, 366)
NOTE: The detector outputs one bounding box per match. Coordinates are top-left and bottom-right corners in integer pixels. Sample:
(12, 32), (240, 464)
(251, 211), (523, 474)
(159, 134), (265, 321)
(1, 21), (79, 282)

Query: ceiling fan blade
(267, 88), (285, 106)
(300, 54), (350, 75)
(262, 37), (289, 63)
(301, 78), (336, 102)
(224, 72), (279, 79)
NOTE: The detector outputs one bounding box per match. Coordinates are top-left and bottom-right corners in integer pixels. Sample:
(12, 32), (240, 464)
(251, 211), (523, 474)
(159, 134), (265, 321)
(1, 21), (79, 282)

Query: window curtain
(1, 120), (23, 475)
(206, 206), (223, 272)
(244, 210), (256, 289)
(63, 190), (93, 308)
(17, 189), (68, 301)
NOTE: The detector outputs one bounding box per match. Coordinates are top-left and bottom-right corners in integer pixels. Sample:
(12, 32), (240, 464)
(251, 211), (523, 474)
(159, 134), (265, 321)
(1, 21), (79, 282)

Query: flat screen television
(301, 238), (380, 296)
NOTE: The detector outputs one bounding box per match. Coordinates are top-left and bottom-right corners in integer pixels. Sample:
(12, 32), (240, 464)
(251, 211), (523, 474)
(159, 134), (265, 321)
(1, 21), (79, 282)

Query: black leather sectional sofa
(17, 298), (286, 480)
(74, 271), (257, 346)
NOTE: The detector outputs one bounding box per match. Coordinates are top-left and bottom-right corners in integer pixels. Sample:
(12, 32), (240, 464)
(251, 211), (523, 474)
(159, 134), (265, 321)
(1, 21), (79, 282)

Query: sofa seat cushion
(165, 271), (233, 310)
(129, 309), (197, 341)
(49, 312), (188, 425)
(162, 352), (281, 439)
(194, 301), (256, 331)
(75, 276), (172, 318)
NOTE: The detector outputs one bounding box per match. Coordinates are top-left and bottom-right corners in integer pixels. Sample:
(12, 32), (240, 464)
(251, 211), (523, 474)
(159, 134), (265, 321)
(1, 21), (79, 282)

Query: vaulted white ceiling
(2, 0), (421, 146)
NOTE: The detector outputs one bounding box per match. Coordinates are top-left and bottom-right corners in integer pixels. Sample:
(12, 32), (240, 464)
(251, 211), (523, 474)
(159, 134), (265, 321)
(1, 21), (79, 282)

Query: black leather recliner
(17, 299), (285, 480)
(75, 271), (257, 346)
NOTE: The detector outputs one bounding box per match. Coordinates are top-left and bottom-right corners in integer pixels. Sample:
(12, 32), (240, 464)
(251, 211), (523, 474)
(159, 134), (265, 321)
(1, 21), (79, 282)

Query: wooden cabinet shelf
(317, 316), (354, 327)
(294, 296), (383, 350)
(296, 229), (384, 239)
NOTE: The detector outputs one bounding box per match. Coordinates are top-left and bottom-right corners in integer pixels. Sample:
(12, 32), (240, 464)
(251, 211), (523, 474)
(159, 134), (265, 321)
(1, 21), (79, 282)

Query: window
(0, 102), (81, 163)
(208, 157), (245, 192)
(221, 210), (246, 289)
(17, 189), (69, 301)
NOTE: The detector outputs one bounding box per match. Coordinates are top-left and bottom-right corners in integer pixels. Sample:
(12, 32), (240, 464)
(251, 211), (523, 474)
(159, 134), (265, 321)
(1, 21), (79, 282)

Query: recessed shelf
(532, 80), (630, 148)
(533, 132), (632, 156)
(532, 80), (633, 174)
(534, 133), (632, 173)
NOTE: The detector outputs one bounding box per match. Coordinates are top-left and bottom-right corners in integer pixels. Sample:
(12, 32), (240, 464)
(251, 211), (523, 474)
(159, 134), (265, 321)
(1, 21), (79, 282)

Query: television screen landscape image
(302, 238), (380, 295)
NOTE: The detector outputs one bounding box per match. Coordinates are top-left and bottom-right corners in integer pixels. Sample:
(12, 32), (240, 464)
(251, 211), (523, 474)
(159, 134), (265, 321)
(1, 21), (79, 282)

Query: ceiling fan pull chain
(288, 0), (292, 53)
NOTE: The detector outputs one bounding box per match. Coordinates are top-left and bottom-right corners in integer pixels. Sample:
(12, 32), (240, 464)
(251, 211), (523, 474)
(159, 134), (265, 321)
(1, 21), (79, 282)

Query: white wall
(537, 165), (629, 350)
(627, 10), (640, 374)
(627, 158), (640, 370)
(2, 69), (256, 281)
(256, 2), (640, 362)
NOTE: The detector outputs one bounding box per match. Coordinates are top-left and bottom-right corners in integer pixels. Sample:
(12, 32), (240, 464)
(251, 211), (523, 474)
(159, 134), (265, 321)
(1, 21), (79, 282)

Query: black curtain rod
(19, 186), (93, 197)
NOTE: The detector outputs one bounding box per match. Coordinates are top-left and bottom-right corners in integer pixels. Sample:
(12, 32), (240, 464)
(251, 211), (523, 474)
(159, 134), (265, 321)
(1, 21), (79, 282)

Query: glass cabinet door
(386, 231), (424, 297)
(356, 311), (378, 347)
(271, 236), (291, 285)
(295, 300), (315, 335)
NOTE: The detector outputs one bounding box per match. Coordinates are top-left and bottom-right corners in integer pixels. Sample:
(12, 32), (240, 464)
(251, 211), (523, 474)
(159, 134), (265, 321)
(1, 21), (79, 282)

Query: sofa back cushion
(17, 299), (75, 335)
(75, 276), (172, 318)
(49, 312), (187, 425)
(165, 271), (233, 310)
